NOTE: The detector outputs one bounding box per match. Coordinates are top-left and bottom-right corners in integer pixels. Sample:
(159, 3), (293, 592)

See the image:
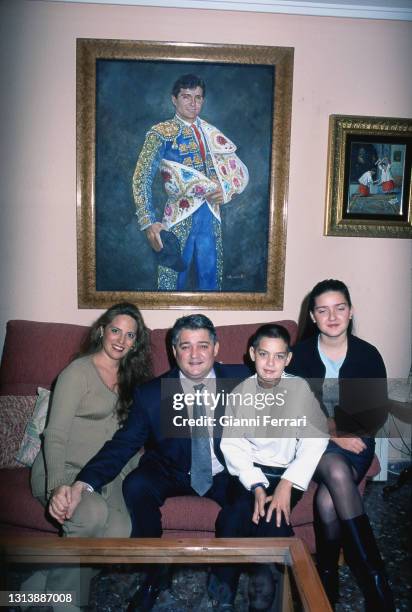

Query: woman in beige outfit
(28, 302), (152, 611)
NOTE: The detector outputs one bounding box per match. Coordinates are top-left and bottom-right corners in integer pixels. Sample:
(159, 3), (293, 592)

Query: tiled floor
(7, 471), (411, 611)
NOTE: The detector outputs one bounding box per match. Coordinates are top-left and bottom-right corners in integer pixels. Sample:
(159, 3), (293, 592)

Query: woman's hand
(48, 481), (86, 523)
(48, 485), (72, 523)
(331, 436), (366, 454)
(265, 479), (293, 527)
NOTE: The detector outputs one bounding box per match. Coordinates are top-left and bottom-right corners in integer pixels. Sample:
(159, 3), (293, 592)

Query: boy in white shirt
(208, 324), (328, 611)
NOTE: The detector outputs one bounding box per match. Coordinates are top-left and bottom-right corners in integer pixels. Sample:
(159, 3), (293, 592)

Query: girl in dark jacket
(287, 279), (394, 611)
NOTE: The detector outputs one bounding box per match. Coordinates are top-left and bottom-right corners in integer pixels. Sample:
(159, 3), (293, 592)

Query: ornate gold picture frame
(76, 39), (294, 309)
(325, 115), (412, 238)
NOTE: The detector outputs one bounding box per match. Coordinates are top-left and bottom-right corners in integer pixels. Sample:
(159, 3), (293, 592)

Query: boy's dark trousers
(208, 466), (303, 605)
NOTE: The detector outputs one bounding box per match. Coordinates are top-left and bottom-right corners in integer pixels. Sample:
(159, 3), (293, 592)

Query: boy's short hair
(250, 324), (291, 352)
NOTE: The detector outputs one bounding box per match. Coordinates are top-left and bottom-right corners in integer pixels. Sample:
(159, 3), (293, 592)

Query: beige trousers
(21, 473), (132, 611)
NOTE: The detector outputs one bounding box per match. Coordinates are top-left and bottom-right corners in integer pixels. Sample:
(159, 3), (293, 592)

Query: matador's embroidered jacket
(132, 115), (249, 230)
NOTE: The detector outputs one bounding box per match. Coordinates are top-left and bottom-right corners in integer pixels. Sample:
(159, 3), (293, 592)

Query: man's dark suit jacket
(77, 362), (250, 492)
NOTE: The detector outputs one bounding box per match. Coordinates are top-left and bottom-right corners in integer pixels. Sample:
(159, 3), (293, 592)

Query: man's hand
(252, 486), (268, 525)
(48, 482), (87, 524)
(331, 436), (367, 454)
(265, 479), (293, 527)
(206, 182), (224, 207)
(145, 222), (165, 252)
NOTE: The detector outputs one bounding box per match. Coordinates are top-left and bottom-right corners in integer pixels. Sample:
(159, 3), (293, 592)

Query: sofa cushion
(0, 320), (89, 395)
(150, 328), (173, 377)
(0, 395), (36, 468)
(161, 496), (221, 532)
(0, 467), (59, 534)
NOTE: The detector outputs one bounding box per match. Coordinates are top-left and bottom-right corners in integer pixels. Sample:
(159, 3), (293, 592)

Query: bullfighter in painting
(132, 74), (249, 291)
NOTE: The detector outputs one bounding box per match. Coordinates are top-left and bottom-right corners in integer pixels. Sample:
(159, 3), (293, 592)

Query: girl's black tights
(315, 452), (363, 539)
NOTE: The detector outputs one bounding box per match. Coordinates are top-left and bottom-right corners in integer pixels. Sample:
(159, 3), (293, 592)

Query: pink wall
(1, 0), (411, 376)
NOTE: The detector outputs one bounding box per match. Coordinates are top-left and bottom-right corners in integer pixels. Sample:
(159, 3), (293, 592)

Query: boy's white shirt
(220, 372), (329, 491)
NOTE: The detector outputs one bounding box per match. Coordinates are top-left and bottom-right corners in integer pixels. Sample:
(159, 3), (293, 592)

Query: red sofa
(0, 319), (380, 551)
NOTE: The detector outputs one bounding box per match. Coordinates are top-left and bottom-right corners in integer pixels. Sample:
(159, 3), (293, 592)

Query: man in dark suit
(51, 314), (249, 610)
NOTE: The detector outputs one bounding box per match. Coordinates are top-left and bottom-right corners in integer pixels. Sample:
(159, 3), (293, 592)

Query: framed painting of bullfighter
(77, 39), (294, 308)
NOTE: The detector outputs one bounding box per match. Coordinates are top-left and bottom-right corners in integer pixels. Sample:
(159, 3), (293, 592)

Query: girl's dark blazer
(286, 334), (388, 437)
